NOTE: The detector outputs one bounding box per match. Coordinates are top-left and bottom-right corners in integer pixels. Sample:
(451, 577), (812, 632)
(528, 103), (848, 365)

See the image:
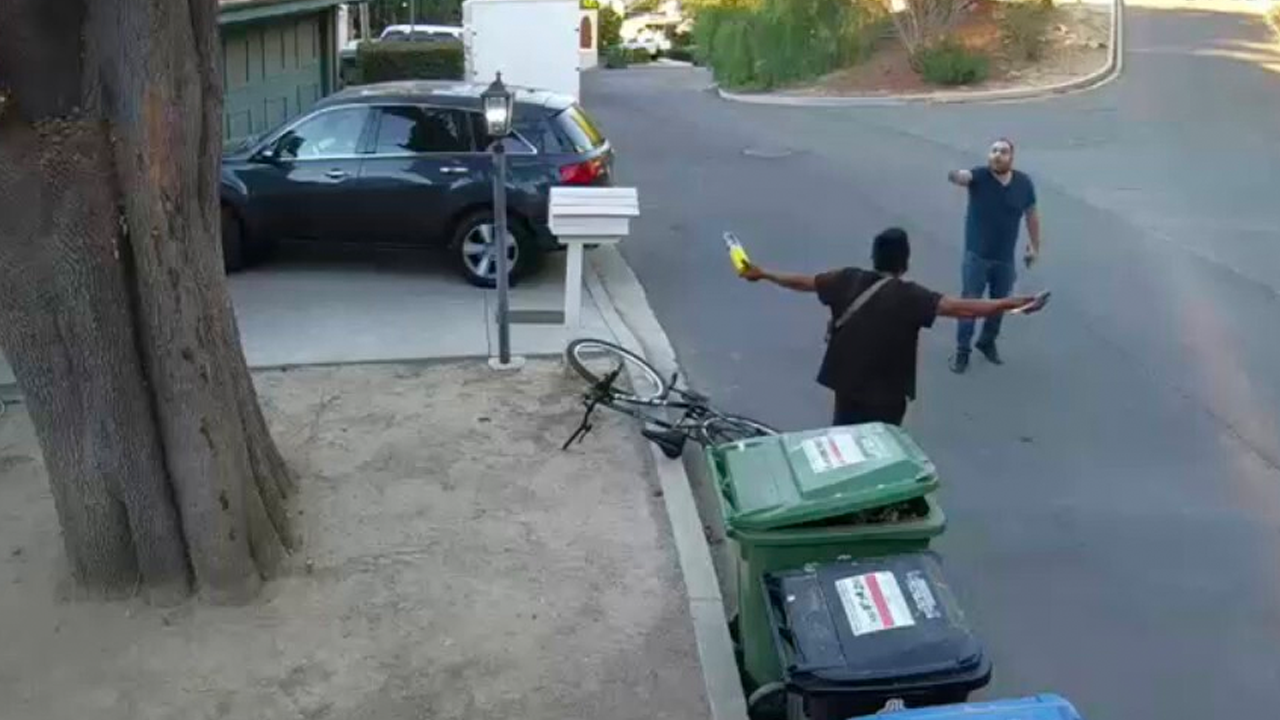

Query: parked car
(220, 81), (614, 286)
(377, 24), (464, 43)
(622, 28), (672, 58)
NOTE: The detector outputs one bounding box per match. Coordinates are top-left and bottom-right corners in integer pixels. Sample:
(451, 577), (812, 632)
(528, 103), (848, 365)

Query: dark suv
(219, 81), (613, 286)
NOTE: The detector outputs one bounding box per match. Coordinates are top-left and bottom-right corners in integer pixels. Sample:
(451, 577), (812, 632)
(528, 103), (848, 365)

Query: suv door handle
(439, 166), (469, 175)
(325, 169), (349, 180)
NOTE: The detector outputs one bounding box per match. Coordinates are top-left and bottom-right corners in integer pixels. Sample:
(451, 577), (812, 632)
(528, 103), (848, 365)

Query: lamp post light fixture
(483, 73), (518, 367)
(482, 72), (515, 138)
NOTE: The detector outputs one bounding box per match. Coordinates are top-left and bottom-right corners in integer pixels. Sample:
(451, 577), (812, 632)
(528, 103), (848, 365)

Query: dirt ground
(0, 361), (708, 720)
(796, 0), (1111, 96)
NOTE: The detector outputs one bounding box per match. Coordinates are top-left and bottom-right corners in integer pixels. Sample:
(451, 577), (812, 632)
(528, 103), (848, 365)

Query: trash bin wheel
(746, 682), (788, 720)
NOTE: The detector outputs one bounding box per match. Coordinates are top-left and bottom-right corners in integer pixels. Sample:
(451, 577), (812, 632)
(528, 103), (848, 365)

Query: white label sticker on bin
(800, 433), (865, 474)
(906, 571), (940, 620)
(835, 572), (916, 636)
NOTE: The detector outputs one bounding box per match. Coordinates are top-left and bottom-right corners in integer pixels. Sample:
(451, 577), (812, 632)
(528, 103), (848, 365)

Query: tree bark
(0, 0), (294, 603)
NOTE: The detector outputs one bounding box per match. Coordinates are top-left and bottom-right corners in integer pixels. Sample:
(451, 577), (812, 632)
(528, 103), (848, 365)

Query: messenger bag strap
(832, 275), (892, 333)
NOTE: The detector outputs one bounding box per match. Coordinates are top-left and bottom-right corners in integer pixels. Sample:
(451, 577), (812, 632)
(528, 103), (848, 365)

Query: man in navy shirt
(947, 138), (1041, 374)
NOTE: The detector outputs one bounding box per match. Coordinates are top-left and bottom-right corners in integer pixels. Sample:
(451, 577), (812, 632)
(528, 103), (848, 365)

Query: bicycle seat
(642, 427), (686, 459)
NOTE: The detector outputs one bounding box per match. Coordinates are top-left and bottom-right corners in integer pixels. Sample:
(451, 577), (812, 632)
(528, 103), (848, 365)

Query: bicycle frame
(562, 369), (725, 450)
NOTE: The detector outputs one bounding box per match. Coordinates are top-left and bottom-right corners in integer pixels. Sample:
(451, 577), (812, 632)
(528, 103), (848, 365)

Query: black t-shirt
(815, 268), (942, 403)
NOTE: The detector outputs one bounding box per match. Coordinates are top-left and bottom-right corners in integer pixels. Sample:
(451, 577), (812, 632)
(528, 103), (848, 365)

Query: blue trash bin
(848, 694), (1083, 719)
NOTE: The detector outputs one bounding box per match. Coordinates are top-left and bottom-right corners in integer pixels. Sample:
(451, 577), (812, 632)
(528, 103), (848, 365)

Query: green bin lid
(709, 424), (938, 531)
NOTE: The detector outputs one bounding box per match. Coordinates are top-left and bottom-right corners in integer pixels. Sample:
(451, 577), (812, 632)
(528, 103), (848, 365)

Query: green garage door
(222, 14), (327, 144)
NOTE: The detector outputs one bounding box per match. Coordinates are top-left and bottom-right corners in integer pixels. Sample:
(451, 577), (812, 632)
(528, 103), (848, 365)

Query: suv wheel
(451, 210), (538, 288)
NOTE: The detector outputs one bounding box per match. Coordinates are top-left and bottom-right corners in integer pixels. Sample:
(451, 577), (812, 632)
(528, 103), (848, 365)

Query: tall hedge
(356, 41), (465, 83)
(694, 0), (886, 90)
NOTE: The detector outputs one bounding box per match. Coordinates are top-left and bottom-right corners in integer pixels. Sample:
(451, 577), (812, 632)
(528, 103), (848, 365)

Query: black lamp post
(482, 73), (516, 366)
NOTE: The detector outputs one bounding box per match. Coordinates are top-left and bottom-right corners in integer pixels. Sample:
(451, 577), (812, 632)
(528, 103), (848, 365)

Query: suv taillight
(559, 158), (604, 185)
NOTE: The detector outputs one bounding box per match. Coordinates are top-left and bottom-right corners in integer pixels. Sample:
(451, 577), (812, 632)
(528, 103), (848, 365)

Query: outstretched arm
(948, 169), (974, 186)
(938, 295), (1034, 319)
(739, 264), (817, 293)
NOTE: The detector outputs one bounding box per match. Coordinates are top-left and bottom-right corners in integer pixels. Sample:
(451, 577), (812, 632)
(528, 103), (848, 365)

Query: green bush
(603, 45), (630, 69)
(627, 47), (654, 64)
(664, 47), (698, 63)
(599, 6), (623, 48)
(356, 41), (464, 83)
(916, 39), (989, 85)
(999, 0), (1056, 62)
(709, 11), (762, 88)
(692, 0), (886, 90)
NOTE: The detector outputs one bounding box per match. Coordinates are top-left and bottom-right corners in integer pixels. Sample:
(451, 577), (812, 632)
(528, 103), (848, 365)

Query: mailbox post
(548, 187), (639, 328)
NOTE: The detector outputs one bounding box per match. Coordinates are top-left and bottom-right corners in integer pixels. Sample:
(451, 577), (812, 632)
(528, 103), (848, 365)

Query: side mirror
(253, 145), (279, 164)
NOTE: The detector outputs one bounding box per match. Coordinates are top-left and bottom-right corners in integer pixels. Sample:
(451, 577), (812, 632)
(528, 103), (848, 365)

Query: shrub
(692, 5), (749, 66)
(669, 30), (695, 50)
(664, 47), (698, 63)
(599, 6), (623, 48)
(885, 0), (966, 57)
(603, 45), (630, 69)
(693, 0), (886, 89)
(999, 0), (1056, 62)
(628, 47), (654, 64)
(356, 41), (463, 83)
(916, 39), (989, 85)
(710, 11), (762, 88)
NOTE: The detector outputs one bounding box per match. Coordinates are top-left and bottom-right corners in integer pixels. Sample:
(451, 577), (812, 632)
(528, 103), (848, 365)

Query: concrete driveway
(228, 248), (613, 367)
(583, 4), (1280, 718)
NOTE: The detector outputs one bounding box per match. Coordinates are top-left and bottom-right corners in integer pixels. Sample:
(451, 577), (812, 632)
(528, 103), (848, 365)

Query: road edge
(585, 246), (750, 720)
(717, 0), (1124, 108)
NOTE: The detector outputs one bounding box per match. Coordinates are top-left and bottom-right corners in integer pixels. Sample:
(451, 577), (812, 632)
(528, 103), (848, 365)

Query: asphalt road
(584, 5), (1280, 719)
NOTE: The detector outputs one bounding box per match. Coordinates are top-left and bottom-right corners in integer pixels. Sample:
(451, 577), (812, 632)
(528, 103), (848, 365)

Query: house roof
(218, 0), (352, 25)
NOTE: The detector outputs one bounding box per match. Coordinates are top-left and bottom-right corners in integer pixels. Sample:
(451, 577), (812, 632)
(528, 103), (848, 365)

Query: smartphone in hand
(1011, 290), (1051, 315)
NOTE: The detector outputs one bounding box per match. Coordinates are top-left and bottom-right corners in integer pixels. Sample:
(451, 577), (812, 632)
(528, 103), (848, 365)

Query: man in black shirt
(739, 228), (1043, 426)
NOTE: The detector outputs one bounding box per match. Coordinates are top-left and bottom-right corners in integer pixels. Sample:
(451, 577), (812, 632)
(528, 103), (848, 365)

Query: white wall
(464, 0), (581, 99)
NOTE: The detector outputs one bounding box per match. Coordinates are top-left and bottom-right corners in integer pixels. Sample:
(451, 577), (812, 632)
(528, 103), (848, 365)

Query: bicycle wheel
(566, 339), (668, 402)
(698, 414), (778, 446)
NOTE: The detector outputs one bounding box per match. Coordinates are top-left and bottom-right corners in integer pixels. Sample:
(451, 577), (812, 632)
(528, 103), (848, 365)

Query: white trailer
(463, 0), (582, 99)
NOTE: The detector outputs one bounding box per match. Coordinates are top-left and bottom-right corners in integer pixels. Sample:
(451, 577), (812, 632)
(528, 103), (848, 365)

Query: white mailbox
(549, 187), (640, 328)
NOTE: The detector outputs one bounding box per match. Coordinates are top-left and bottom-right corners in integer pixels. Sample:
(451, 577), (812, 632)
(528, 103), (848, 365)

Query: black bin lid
(764, 553), (986, 691)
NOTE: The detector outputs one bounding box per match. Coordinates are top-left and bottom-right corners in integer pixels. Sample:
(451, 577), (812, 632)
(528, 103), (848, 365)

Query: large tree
(0, 0), (294, 604)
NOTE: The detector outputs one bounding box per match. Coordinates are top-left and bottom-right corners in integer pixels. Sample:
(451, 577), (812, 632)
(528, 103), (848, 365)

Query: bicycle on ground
(562, 338), (778, 458)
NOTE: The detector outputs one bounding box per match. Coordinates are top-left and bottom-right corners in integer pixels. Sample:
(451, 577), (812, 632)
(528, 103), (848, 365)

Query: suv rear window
(554, 106), (606, 153)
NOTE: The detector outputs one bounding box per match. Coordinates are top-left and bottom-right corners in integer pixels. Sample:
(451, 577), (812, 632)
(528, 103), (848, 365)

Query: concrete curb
(586, 247), (750, 720)
(717, 0), (1124, 108)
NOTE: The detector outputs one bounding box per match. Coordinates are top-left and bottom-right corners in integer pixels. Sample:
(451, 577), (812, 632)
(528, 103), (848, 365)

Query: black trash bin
(762, 553), (992, 720)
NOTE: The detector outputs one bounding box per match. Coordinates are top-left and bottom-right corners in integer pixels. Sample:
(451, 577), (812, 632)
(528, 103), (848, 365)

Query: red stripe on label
(827, 437), (845, 465)
(865, 573), (895, 628)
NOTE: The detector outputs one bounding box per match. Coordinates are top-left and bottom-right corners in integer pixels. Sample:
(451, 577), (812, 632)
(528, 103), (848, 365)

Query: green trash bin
(705, 423), (947, 688)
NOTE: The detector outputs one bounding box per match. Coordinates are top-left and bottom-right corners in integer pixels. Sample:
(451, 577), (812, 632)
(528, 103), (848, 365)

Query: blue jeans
(956, 252), (1016, 352)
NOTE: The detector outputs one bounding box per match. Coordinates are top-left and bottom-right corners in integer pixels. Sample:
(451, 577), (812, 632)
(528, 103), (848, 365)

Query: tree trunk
(0, 0), (294, 603)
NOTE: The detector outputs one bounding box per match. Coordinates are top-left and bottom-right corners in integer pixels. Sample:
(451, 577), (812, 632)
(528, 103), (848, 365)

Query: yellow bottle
(724, 232), (751, 273)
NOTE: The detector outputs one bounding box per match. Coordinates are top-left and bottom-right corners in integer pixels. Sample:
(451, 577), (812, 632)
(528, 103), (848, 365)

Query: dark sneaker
(975, 341), (1004, 365)
(949, 351), (970, 374)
